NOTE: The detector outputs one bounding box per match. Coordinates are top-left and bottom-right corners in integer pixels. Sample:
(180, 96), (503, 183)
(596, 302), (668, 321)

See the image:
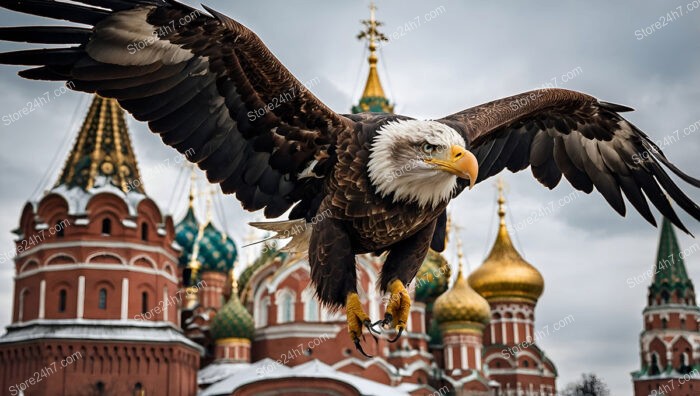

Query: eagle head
(367, 120), (479, 208)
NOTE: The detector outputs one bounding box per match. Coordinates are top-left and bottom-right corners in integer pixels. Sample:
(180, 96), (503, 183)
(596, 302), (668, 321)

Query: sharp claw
(370, 319), (384, 331)
(387, 327), (404, 343)
(370, 313), (392, 332)
(363, 320), (379, 343)
(353, 337), (373, 358)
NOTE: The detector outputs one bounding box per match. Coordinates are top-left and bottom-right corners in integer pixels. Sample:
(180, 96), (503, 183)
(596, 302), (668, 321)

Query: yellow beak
(425, 145), (479, 189)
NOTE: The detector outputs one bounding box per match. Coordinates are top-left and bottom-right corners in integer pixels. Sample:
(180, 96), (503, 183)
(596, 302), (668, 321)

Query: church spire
(352, 2), (394, 114)
(649, 217), (695, 304)
(55, 95), (144, 194)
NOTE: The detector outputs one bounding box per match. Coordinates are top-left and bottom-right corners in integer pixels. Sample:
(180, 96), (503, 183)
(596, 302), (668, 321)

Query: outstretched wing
(0, 0), (354, 218)
(438, 88), (700, 233)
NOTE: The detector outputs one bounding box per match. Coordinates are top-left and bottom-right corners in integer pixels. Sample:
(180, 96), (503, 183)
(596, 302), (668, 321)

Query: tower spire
(352, 2), (394, 114)
(188, 164), (197, 208)
(497, 177), (507, 227)
(456, 237), (465, 279)
(649, 217), (694, 303)
(55, 95), (144, 194)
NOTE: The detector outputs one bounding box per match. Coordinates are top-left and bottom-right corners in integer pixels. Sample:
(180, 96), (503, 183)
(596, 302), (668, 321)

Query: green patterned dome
(210, 291), (254, 340)
(175, 207), (237, 273)
(175, 206), (199, 267)
(415, 250), (451, 303)
(197, 222), (237, 273)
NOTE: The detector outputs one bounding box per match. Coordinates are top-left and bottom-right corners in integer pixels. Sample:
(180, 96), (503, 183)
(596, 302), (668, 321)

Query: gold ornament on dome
(100, 161), (114, 174)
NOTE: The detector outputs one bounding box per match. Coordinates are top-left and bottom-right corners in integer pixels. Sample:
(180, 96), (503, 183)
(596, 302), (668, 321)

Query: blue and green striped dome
(175, 206), (238, 274)
(210, 291), (254, 340)
(197, 222), (237, 273)
(175, 206), (199, 267)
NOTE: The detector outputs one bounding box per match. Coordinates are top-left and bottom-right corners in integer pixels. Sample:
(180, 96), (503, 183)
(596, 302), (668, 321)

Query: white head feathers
(367, 120), (467, 208)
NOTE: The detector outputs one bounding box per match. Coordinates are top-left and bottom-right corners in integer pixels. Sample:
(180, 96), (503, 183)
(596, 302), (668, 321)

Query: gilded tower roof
(433, 239), (491, 332)
(468, 181), (544, 304)
(55, 95), (144, 194)
(351, 2), (394, 114)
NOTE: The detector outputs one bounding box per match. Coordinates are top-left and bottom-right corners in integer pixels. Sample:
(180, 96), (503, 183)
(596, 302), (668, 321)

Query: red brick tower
(0, 95), (202, 395)
(632, 217), (700, 395)
(468, 181), (557, 395)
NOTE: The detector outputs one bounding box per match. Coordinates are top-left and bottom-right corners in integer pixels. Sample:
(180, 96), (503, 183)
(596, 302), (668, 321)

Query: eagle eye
(422, 143), (437, 154)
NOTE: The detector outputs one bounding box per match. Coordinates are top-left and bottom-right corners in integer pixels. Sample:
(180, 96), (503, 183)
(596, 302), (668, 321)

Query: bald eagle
(1, 0), (699, 357)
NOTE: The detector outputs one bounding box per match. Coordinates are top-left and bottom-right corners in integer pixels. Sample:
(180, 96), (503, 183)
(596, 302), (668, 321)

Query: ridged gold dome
(468, 182), (544, 303)
(433, 241), (490, 332)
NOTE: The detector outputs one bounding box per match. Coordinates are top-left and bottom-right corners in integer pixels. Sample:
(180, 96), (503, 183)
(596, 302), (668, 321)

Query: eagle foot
(381, 279), (410, 342)
(346, 292), (376, 358)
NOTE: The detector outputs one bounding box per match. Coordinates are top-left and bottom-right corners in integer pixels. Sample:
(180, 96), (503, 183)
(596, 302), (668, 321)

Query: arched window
(302, 288), (319, 322)
(523, 360), (529, 368)
(680, 352), (692, 374)
(58, 289), (67, 312)
(95, 381), (105, 396)
(276, 290), (295, 324)
(256, 296), (269, 328)
(18, 289), (28, 322)
(56, 220), (65, 238)
(661, 290), (670, 304)
(649, 353), (660, 375)
(140, 223), (148, 241)
(133, 382), (143, 396)
(681, 318), (686, 329)
(98, 288), (107, 310)
(283, 294), (293, 323)
(141, 292), (148, 315)
(662, 318), (668, 329)
(305, 298), (318, 322)
(101, 218), (112, 235)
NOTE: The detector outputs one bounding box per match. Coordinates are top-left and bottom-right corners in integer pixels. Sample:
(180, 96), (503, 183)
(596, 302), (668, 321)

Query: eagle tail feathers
(248, 219), (312, 253)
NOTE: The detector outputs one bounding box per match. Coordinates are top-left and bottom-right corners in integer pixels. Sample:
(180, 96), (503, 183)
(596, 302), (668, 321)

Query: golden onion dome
(468, 181), (544, 303)
(433, 240), (491, 332)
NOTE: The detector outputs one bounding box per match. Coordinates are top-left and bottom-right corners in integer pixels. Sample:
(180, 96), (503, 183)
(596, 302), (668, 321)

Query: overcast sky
(1, 1), (699, 394)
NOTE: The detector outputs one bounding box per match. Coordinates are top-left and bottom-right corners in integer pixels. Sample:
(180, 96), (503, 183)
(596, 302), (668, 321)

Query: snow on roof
(198, 361), (256, 386)
(200, 359), (410, 396)
(49, 184), (147, 217)
(0, 319), (204, 354)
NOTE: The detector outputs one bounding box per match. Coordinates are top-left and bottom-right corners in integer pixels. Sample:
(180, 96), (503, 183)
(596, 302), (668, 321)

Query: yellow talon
(346, 292), (375, 357)
(383, 279), (410, 342)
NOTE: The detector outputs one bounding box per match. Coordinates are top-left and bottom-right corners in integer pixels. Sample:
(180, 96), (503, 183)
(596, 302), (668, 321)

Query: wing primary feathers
(632, 169), (690, 234)
(77, 0), (151, 11)
(0, 48), (84, 66)
(0, 0), (110, 25)
(645, 139), (700, 188)
(649, 162), (700, 223)
(18, 66), (71, 81)
(617, 174), (657, 226)
(0, 26), (92, 44)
